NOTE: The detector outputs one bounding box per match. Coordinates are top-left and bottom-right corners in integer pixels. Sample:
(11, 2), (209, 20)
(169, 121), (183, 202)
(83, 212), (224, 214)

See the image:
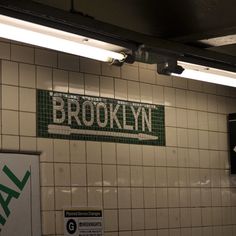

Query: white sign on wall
(64, 208), (103, 236)
(0, 153), (41, 236)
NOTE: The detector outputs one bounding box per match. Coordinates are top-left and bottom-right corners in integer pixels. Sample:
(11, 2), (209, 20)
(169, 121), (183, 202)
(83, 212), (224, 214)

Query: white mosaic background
(0, 39), (236, 236)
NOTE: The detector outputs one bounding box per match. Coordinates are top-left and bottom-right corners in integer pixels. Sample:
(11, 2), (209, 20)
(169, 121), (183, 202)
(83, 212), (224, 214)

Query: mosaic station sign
(37, 89), (165, 145)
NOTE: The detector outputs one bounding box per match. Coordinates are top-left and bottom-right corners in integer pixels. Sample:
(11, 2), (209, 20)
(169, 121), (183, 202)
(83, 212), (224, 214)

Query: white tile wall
(2, 135), (19, 150)
(0, 40), (236, 236)
(35, 48), (57, 67)
(11, 44), (34, 63)
(58, 52), (79, 71)
(2, 85), (18, 110)
(53, 69), (68, 92)
(100, 76), (114, 98)
(114, 78), (128, 100)
(2, 110), (19, 135)
(102, 63), (121, 78)
(1, 60), (18, 85)
(80, 57), (101, 75)
(36, 66), (53, 90)
(19, 63), (36, 88)
(0, 41), (10, 59)
(85, 74), (99, 96)
(19, 112), (36, 136)
(121, 64), (139, 81)
(69, 71), (84, 94)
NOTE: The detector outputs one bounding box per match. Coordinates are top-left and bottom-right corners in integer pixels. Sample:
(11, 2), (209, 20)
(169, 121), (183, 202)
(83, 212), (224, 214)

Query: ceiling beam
(2, 0), (236, 72)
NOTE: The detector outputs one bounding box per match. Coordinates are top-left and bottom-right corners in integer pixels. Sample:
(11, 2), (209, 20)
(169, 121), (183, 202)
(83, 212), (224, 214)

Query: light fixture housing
(171, 61), (236, 87)
(156, 58), (184, 75)
(0, 14), (127, 62)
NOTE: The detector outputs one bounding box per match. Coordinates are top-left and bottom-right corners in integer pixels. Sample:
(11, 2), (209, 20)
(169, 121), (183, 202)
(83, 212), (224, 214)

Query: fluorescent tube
(0, 14), (126, 62)
(172, 61), (236, 87)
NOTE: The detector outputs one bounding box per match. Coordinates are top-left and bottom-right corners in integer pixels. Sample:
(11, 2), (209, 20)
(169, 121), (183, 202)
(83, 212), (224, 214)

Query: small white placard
(64, 208), (103, 236)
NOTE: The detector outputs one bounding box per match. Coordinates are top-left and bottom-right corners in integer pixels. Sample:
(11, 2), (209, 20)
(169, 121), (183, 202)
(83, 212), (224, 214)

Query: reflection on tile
(117, 166), (130, 187)
(87, 164), (102, 186)
(103, 187), (117, 209)
(103, 165), (117, 186)
(41, 187), (54, 211)
(71, 164), (87, 186)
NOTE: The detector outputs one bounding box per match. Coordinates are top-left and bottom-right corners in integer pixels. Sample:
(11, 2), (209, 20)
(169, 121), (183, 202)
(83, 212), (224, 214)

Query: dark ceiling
(2, 0), (236, 69)
(32, 0), (236, 56)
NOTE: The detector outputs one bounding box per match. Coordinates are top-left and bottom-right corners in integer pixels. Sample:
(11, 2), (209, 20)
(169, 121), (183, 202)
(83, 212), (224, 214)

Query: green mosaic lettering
(3, 165), (31, 191)
(0, 214), (6, 227)
(0, 184), (20, 217)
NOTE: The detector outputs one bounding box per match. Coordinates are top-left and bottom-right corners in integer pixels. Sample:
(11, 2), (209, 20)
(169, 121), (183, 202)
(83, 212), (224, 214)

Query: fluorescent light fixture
(0, 14), (126, 62)
(199, 34), (236, 47)
(172, 61), (236, 87)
